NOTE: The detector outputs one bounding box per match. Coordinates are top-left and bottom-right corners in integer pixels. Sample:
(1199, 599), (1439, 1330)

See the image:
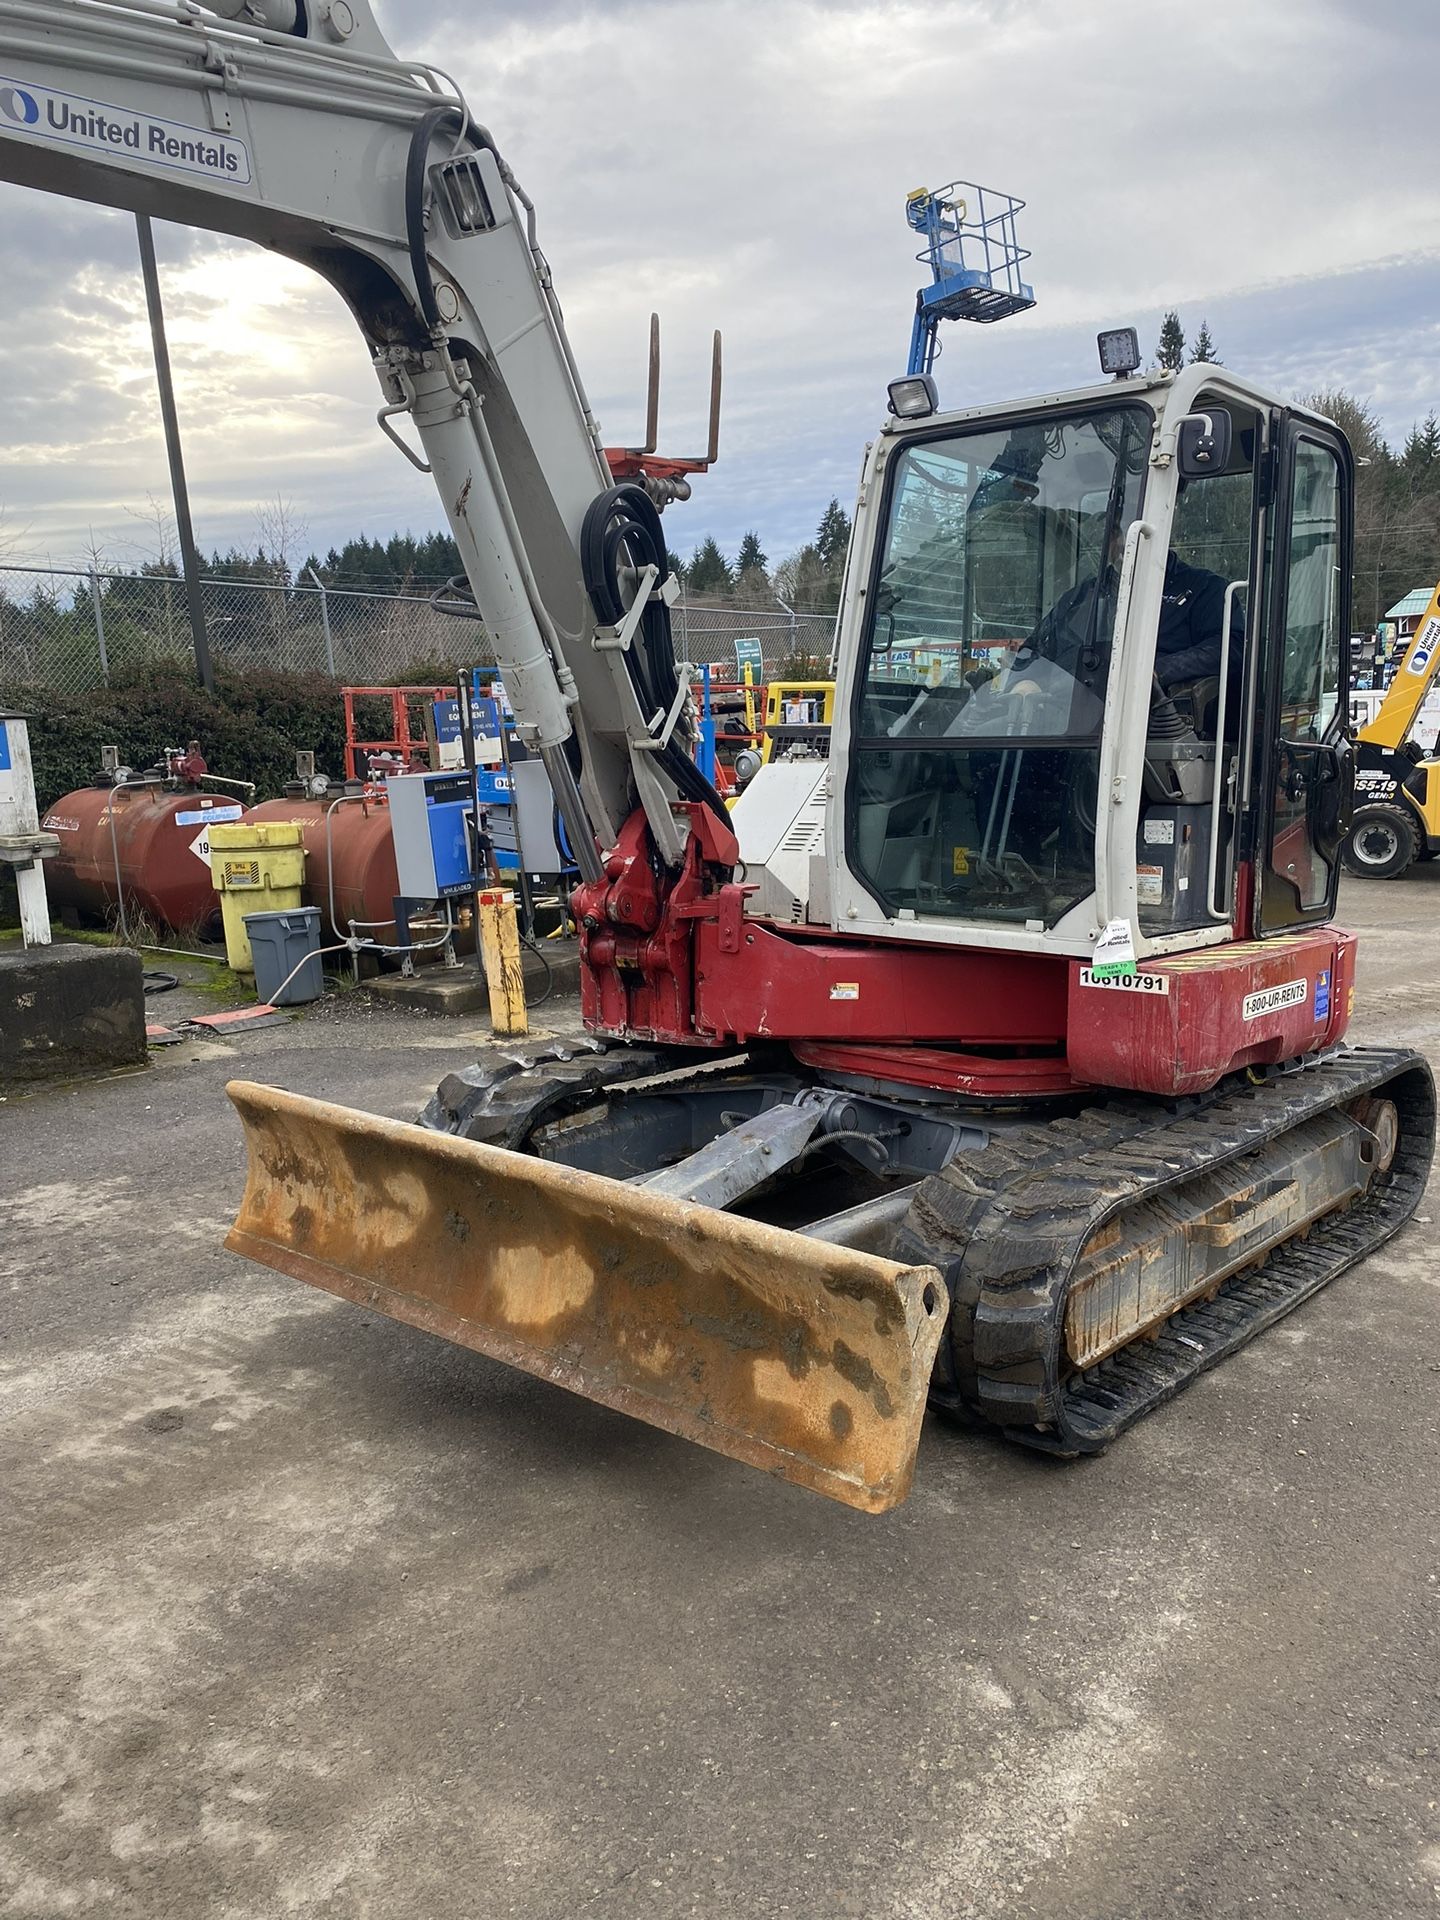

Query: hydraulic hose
(407, 126), (727, 846)
(580, 485), (731, 834)
(405, 105), (469, 334)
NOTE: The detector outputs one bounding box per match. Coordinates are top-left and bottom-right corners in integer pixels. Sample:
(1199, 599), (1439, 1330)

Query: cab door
(1255, 420), (1353, 932)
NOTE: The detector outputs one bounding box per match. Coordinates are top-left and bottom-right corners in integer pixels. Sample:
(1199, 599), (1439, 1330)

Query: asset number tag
(1078, 968), (1170, 996)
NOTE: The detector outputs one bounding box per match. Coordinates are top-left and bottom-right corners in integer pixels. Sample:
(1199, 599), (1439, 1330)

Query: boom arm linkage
(0, 0), (712, 875)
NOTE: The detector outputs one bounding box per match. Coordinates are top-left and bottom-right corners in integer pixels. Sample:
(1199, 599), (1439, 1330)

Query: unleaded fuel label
(1241, 979), (1308, 1021)
(0, 75), (252, 185)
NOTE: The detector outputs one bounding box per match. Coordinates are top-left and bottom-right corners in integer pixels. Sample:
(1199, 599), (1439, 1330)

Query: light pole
(135, 214), (214, 695)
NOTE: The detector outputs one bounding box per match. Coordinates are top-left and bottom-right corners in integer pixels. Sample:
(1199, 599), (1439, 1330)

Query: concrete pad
(366, 940), (581, 1017)
(0, 942), (145, 1085)
(365, 969), (492, 1016)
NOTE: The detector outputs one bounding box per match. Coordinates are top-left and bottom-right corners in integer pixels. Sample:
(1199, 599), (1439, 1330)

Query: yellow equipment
(1344, 581), (1440, 878)
(761, 680), (835, 762)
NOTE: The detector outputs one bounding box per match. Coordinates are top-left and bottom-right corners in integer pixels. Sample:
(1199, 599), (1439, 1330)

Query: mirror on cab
(1177, 406), (1233, 480)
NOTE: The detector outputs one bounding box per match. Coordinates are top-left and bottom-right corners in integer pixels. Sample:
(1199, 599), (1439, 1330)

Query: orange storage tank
(248, 792), (400, 941)
(247, 791), (471, 953)
(41, 783), (246, 936)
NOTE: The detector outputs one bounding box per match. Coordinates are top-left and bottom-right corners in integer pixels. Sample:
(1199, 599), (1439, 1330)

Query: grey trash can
(243, 906), (324, 1007)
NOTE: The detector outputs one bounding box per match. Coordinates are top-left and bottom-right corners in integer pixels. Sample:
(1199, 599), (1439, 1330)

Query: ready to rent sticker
(1241, 978), (1308, 1022)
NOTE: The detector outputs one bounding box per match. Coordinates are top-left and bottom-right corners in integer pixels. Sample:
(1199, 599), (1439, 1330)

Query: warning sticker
(1242, 979), (1308, 1021)
(1315, 970), (1331, 1021)
(0, 720), (13, 804)
(1078, 968), (1171, 995)
(829, 983), (860, 1002)
(952, 846), (970, 875)
(1136, 864), (1164, 905)
(187, 825), (242, 870)
(1142, 817), (1176, 846)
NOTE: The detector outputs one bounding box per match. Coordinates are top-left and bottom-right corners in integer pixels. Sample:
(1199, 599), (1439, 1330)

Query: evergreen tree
(736, 530), (768, 577)
(815, 499), (851, 571)
(1189, 319), (1221, 365)
(686, 535), (733, 595)
(1402, 412), (1440, 501)
(1155, 311), (1186, 372)
(665, 548), (685, 581)
(1296, 388), (1439, 631)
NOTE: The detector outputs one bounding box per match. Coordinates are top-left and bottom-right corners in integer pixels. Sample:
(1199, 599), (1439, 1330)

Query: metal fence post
(307, 566), (337, 676)
(88, 568), (109, 686)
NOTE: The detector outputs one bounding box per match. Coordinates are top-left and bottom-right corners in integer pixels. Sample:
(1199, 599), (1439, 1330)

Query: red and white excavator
(2, 0), (1430, 1512)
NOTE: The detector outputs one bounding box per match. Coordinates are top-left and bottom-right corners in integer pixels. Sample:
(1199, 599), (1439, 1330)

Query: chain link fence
(674, 597), (837, 683)
(0, 564), (838, 698)
(0, 563), (489, 695)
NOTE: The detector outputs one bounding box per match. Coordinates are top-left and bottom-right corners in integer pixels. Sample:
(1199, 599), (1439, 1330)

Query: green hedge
(1, 668), (439, 810)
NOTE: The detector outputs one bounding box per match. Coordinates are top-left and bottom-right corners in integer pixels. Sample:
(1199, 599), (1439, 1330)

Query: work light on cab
(886, 373), (939, 419)
(1097, 326), (1141, 376)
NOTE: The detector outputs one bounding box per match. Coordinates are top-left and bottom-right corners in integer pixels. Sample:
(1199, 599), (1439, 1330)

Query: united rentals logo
(0, 85), (38, 125)
(0, 75), (251, 184)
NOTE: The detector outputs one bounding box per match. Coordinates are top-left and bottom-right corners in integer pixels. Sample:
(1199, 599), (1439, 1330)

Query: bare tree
(253, 492), (308, 583)
(0, 501), (26, 563)
(119, 492), (185, 656)
(123, 492), (179, 570)
(253, 493), (310, 667)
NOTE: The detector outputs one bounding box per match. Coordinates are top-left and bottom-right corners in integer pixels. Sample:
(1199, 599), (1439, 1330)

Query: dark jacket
(1019, 548), (1242, 691)
(1156, 550), (1244, 686)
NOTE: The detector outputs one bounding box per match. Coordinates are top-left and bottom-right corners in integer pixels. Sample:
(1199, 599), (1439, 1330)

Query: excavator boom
(1358, 580), (1440, 750)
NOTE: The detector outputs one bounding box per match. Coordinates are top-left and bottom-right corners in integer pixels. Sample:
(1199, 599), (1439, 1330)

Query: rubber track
(895, 1047), (1435, 1453)
(420, 1038), (731, 1149)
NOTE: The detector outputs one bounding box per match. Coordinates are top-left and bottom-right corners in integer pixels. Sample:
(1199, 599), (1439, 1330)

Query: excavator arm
(0, 0), (713, 870)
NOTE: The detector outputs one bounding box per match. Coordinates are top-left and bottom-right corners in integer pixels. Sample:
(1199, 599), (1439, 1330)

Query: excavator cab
(826, 363), (1354, 961)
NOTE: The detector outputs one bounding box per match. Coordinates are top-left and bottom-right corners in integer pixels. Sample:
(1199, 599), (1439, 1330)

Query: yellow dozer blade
(225, 1081), (947, 1513)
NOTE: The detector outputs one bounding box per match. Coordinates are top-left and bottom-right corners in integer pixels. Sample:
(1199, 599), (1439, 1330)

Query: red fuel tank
(41, 784), (246, 936)
(248, 793), (476, 956)
(248, 794), (402, 942)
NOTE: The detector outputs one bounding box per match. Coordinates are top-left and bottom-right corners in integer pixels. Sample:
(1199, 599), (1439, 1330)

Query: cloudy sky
(0, 0), (1437, 580)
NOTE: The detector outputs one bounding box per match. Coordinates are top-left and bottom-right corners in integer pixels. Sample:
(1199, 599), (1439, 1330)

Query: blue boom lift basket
(906, 181), (1035, 377)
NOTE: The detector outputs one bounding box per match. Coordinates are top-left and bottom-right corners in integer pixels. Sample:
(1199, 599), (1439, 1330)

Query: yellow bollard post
(477, 887), (528, 1038)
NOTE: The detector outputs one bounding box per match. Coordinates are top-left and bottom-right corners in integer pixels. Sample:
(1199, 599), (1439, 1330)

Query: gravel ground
(1, 874), (1437, 1919)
